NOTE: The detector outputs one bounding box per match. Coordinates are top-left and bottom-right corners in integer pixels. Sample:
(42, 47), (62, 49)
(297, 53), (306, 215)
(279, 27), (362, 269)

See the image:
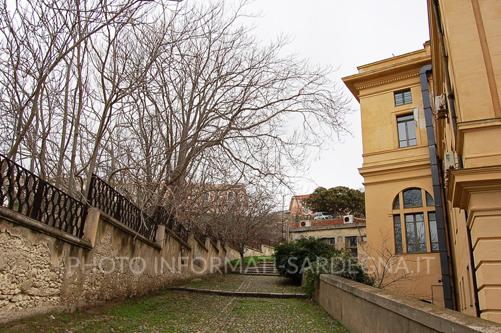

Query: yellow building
(428, 0), (501, 323)
(343, 0), (501, 324)
(343, 43), (446, 305)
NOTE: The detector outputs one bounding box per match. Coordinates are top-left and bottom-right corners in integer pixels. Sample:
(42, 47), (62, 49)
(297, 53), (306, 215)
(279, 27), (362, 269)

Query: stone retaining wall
(0, 207), (234, 323)
(316, 274), (501, 333)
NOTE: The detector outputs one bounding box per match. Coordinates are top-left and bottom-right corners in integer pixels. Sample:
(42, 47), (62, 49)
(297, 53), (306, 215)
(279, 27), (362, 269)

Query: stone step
(231, 267), (280, 275)
(230, 272), (281, 276)
(235, 270), (278, 274)
(170, 286), (306, 298)
(229, 259), (280, 276)
(244, 268), (278, 273)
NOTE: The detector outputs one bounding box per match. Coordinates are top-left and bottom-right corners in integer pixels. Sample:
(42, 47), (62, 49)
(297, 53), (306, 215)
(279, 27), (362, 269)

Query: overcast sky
(241, 0), (430, 197)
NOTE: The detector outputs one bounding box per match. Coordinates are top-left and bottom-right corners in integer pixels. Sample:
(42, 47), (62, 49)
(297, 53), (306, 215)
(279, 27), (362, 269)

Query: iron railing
(87, 175), (158, 241)
(0, 154), (87, 238)
(191, 224), (207, 246)
(166, 217), (189, 243)
(0, 154), (210, 245)
(205, 225), (220, 249)
(190, 224), (219, 249)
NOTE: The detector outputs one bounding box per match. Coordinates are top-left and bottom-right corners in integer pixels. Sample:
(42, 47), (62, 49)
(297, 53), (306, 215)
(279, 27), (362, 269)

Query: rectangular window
(393, 215), (403, 254)
(345, 236), (358, 257)
(428, 212), (439, 252)
(397, 114), (417, 148)
(405, 213), (426, 253)
(320, 238), (336, 247)
(394, 89), (412, 106)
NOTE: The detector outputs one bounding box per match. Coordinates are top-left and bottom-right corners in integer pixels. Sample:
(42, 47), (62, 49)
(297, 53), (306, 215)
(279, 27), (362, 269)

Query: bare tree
(105, 1), (348, 211)
(0, 1), (349, 232)
(201, 187), (277, 268)
(360, 233), (412, 289)
(0, 0), (157, 160)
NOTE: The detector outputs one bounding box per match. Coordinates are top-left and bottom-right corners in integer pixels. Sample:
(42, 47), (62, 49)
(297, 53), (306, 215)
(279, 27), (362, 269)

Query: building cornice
(355, 71), (420, 91)
(359, 157), (431, 177)
(448, 165), (501, 209)
(456, 118), (501, 153)
(343, 52), (431, 101)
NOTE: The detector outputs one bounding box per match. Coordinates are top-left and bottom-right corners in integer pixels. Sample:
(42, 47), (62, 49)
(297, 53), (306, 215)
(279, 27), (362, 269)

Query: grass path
(0, 274), (348, 333)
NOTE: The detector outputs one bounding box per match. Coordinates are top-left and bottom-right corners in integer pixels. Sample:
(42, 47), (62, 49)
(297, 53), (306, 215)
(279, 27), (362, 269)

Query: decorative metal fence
(191, 224), (207, 246)
(0, 154), (212, 245)
(166, 217), (189, 243)
(205, 225), (220, 249)
(0, 154), (87, 238)
(190, 224), (219, 249)
(87, 175), (158, 241)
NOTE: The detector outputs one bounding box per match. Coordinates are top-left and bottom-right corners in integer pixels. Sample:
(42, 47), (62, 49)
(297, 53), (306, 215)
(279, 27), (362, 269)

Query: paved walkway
(0, 274), (348, 333)
(182, 274), (306, 294)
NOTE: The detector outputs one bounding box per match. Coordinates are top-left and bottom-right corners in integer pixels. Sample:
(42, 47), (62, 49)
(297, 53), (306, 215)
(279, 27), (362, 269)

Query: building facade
(288, 217), (366, 258)
(289, 194), (314, 222)
(343, 0), (501, 323)
(343, 44), (446, 305)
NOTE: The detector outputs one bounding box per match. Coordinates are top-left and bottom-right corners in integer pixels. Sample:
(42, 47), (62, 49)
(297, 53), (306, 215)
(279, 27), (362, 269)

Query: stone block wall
(0, 207), (234, 323)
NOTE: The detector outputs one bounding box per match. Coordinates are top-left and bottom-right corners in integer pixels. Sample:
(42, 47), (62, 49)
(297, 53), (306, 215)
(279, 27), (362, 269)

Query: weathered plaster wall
(0, 222), (66, 313)
(224, 246), (241, 261)
(0, 208), (228, 323)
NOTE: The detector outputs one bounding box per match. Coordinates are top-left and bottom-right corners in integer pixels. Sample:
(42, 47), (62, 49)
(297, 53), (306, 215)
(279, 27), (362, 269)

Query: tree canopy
(304, 186), (365, 217)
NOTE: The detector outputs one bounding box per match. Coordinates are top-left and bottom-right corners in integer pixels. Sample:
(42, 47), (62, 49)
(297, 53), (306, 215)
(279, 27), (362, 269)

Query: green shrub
(274, 238), (336, 283)
(275, 238), (373, 295)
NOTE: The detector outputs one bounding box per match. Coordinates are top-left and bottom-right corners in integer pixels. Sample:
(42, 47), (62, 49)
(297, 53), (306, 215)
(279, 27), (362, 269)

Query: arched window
(392, 188), (438, 254)
(403, 188), (422, 208)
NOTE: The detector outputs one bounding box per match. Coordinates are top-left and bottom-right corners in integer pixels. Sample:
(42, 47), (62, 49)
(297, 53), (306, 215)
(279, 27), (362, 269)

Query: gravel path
(0, 274), (348, 333)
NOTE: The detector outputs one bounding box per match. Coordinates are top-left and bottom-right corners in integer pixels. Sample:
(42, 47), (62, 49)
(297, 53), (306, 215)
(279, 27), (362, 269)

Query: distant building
(289, 217), (366, 258)
(288, 194), (314, 222)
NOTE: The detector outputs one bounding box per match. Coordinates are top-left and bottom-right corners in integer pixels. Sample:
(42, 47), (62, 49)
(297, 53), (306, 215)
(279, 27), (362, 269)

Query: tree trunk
(239, 251), (245, 274)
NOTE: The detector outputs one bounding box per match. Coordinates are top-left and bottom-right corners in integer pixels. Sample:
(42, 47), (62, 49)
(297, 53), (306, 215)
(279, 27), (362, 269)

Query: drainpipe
(431, 0), (461, 166)
(419, 65), (456, 310)
(465, 211), (481, 317)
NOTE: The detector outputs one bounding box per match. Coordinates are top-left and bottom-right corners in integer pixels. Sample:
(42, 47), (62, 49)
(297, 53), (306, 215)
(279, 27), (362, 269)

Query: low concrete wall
(0, 207), (228, 323)
(317, 274), (501, 333)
